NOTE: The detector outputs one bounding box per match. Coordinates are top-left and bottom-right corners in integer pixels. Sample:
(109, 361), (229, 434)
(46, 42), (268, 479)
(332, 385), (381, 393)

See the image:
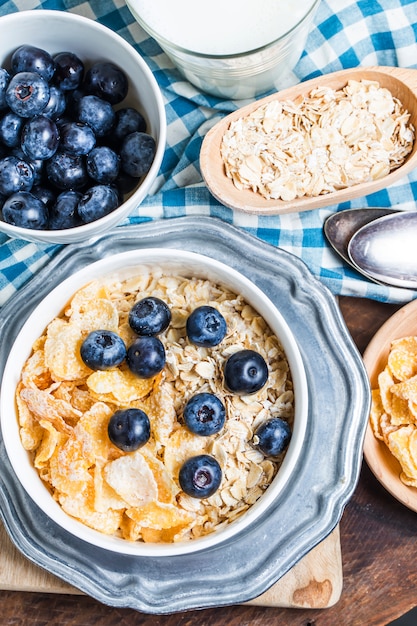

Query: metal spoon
(348, 211), (417, 289)
(324, 207), (399, 267)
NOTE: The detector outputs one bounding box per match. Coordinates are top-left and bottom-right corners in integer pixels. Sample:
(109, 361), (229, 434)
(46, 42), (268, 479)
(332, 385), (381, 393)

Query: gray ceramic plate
(0, 216), (370, 614)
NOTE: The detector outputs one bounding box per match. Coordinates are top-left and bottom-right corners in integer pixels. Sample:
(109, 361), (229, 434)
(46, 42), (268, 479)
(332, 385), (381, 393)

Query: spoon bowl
(324, 207), (399, 267)
(348, 211), (417, 289)
(200, 66), (417, 215)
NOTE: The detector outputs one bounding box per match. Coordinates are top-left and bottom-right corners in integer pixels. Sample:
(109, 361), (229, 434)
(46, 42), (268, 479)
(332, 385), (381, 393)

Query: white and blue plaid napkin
(1, 0), (417, 306)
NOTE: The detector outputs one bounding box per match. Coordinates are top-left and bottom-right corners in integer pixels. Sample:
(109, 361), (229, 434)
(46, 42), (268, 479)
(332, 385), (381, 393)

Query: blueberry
(65, 87), (85, 112)
(53, 51), (84, 91)
(11, 147), (44, 186)
(0, 111), (24, 148)
(120, 131), (156, 178)
(31, 185), (56, 210)
(179, 455), (222, 498)
(25, 156), (44, 186)
(77, 94), (115, 137)
(46, 152), (88, 190)
(253, 417), (292, 457)
(77, 184), (119, 223)
(109, 107), (146, 146)
(11, 45), (56, 82)
(183, 393), (226, 436)
(42, 85), (67, 120)
(0, 68), (10, 111)
(114, 171), (140, 196)
(6, 71), (50, 117)
(86, 146), (119, 184)
(2, 191), (48, 229)
(186, 305), (227, 347)
(80, 329), (127, 370)
(59, 121), (96, 156)
(126, 336), (166, 378)
(21, 115), (59, 161)
(48, 190), (83, 229)
(224, 349), (268, 395)
(0, 156), (34, 196)
(108, 408), (150, 452)
(128, 296), (171, 336)
(84, 61), (128, 105)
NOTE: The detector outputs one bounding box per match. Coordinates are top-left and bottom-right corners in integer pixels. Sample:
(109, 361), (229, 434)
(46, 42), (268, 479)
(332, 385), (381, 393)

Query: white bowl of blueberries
(0, 10), (166, 244)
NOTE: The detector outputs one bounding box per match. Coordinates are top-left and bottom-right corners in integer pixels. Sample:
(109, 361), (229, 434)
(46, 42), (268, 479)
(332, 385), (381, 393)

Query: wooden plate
(363, 298), (417, 512)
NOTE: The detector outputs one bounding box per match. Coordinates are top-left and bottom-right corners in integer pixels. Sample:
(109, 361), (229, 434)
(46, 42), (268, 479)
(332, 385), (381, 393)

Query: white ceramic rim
(0, 10), (166, 243)
(0, 249), (308, 556)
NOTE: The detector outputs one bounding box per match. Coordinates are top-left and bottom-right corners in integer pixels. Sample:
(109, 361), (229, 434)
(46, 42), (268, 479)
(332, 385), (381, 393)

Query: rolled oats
(221, 79), (415, 200)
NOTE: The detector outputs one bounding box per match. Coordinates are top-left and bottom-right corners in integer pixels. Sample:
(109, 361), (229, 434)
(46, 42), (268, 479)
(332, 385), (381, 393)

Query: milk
(126, 0), (319, 98)
(128, 0), (317, 56)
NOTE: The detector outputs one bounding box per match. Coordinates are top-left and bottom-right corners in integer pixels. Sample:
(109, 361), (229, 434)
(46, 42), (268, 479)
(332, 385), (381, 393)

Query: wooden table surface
(2, 295), (417, 626)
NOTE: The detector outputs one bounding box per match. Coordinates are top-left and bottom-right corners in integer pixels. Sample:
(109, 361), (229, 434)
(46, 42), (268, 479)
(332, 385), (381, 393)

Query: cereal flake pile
(371, 336), (417, 487)
(16, 270), (294, 543)
(221, 79), (414, 201)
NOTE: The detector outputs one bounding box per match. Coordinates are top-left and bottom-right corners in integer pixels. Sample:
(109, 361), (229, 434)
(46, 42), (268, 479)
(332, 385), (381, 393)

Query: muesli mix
(16, 270), (294, 543)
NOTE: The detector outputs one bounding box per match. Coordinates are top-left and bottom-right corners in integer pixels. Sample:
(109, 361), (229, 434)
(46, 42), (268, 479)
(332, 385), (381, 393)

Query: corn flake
(34, 419), (61, 469)
(19, 386), (80, 434)
(49, 435), (92, 497)
(388, 337), (417, 381)
(103, 450), (158, 507)
(59, 486), (123, 535)
(126, 501), (195, 530)
(388, 426), (417, 480)
(87, 367), (156, 405)
(44, 318), (91, 381)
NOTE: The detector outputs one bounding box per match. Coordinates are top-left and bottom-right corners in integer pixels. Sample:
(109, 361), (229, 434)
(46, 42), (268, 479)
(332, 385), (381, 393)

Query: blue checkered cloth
(1, 0), (417, 306)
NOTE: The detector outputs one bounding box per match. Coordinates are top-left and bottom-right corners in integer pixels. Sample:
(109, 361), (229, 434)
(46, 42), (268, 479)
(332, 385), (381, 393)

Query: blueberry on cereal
(224, 349), (268, 395)
(127, 335), (166, 378)
(129, 296), (171, 336)
(186, 305), (227, 347)
(108, 408), (150, 452)
(183, 392), (226, 436)
(179, 454), (222, 498)
(80, 329), (126, 370)
(252, 417), (291, 457)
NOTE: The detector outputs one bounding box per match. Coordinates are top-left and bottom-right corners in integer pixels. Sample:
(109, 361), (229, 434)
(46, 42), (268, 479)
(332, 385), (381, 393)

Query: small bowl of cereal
(200, 66), (417, 216)
(0, 10), (166, 244)
(363, 298), (417, 512)
(0, 248), (308, 556)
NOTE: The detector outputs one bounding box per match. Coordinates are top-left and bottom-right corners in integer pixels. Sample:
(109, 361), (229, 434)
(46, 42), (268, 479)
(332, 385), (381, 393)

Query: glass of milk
(126, 0), (320, 99)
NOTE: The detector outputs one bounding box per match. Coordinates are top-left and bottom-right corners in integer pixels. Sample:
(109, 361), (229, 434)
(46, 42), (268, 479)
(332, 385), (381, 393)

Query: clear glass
(127, 0), (320, 99)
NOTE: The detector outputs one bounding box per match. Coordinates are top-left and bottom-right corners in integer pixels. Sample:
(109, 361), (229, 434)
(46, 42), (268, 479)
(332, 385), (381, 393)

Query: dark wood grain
(2, 295), (417, 626)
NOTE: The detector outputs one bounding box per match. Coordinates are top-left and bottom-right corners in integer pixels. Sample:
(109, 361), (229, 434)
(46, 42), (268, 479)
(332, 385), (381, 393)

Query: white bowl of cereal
(0, 248), (307, 556)
(0, 10), (166, 244)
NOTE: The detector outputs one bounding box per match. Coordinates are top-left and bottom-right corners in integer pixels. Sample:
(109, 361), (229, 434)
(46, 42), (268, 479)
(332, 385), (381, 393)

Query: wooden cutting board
(0, 521), (342, 608)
